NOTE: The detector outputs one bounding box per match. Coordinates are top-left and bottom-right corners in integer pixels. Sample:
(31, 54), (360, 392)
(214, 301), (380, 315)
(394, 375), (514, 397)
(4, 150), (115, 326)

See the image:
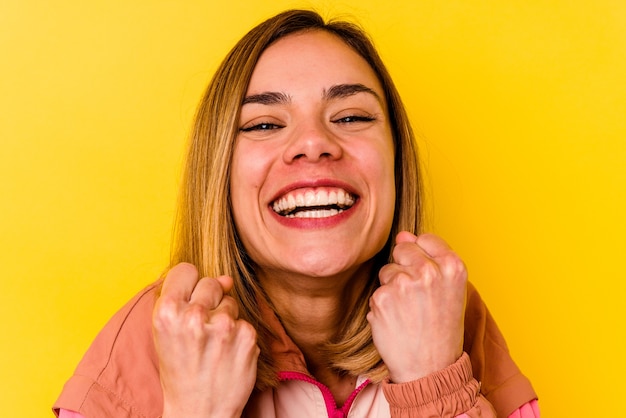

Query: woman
(54, 9), (539, 418)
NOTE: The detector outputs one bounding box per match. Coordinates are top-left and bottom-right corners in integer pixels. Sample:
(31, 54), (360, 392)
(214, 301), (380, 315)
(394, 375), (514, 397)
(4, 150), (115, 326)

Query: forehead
(246, 30), (383, 95)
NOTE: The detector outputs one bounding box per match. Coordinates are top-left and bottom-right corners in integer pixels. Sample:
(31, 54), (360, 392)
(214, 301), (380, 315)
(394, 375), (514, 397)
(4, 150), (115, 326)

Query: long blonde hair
(170, 9), (422, 389)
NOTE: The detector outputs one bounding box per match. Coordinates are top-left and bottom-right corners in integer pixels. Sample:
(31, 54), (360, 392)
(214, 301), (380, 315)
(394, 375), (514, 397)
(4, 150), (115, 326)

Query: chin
(284, 248), (366, 279)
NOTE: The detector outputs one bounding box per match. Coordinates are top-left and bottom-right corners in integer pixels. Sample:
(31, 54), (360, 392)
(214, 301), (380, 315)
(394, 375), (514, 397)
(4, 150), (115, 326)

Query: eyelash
(332, 115), (376, 124)
(240, 122), (284, 132)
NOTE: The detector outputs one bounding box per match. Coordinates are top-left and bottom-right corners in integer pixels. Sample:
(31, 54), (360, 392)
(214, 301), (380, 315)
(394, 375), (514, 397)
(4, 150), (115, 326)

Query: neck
(257, 263), (373, 406)
(258, 262), (371, 344)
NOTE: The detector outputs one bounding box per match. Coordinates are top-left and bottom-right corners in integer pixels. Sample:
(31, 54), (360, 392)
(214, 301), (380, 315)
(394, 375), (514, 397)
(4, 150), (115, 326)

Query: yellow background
(1, 0), (625, 416)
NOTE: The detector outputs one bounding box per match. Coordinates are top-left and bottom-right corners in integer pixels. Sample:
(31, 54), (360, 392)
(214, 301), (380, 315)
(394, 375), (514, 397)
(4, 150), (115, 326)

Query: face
(230, 30), (396, 283)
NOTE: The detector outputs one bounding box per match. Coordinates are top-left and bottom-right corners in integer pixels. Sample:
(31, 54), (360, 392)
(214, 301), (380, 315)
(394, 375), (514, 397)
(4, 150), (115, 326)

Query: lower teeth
(286, 208), (341, 218)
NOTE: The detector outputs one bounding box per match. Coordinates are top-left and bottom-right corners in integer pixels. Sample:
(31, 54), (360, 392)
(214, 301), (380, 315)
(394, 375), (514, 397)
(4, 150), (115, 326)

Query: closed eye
(332, 115), (376, 124)
(240, 122), (285, 132)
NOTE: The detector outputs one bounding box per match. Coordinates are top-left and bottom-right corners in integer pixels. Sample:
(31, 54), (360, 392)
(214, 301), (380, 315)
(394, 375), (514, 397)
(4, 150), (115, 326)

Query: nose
(282, 120), (343, 164)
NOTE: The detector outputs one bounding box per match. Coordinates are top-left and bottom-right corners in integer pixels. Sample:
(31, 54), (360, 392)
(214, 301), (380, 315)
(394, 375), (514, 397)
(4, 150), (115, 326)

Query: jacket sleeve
(455, 400), (539, 418)
(381, 353), (496, 418)
(58, 410), (85, 418)
(52, 282), (164, 418)
(506, 400), (540, 418)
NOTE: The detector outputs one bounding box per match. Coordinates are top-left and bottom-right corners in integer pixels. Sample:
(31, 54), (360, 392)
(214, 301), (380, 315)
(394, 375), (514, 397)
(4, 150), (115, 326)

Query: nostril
(292, 151), (334, 162)
(283, 129), (343, 163)
(289, 151), (338, 163)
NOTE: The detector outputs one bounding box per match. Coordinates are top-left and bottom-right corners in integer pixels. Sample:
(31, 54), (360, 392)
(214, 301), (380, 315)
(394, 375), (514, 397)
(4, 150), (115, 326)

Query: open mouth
(271, 187), (357, 219)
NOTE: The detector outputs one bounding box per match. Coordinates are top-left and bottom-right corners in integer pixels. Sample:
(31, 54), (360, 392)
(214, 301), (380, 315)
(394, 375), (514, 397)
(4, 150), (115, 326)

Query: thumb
(215, 275), (234, 293)
(395, 230), (418, 245)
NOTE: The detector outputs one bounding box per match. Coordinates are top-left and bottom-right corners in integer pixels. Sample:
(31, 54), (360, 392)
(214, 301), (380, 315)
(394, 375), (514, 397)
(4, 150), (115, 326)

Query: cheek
(229, 144), (252, 225)
(370, 137), (397, 219)
(230, 142), (273, 221)
(362, 136), (396, 194)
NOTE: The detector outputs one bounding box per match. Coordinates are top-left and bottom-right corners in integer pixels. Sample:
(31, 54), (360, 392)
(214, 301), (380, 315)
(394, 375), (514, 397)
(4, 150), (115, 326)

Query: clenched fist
(367, 232), (467, 383)
(153, 263), (259, 418)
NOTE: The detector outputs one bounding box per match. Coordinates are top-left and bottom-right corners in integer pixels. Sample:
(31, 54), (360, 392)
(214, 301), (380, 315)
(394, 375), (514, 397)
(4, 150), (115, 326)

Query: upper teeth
(272, 188), (356, 217)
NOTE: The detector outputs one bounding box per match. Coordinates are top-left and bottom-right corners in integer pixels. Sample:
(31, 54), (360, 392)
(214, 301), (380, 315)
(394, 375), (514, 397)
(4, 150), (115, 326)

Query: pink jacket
(54, 281), (538, 417)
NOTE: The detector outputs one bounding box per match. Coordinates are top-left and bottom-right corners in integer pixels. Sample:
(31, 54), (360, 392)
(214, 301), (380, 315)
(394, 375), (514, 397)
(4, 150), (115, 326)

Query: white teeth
(329, 189), (336, 202)
(272, 188), (356, 217)
(305, 190), (315, 206)
(287, 209), (340, 218)
(337, 190), (344, 205)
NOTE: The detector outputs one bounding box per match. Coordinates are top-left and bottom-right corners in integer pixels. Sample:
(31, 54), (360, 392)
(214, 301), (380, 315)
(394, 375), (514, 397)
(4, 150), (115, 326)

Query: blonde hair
(171, 9), (422, 389)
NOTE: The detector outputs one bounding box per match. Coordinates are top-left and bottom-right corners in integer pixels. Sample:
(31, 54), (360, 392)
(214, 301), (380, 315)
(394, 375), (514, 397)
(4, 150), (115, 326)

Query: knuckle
(221, 295), (239, 310)
(410, 262), (438, 286)
(391, 243), (405, 260)
(441, 251), (468, 280)
(183, 304), (209, 328)
(394, 270), (418, 291)
(210, 312), (237, 334)
(369, 287), (393, 309)
(379, 263), (401, 284)
(378, 263), (392, 279)
(152, 297), (178, 330)
(238, 321), (258, 343)
(177, 304), (207, 340)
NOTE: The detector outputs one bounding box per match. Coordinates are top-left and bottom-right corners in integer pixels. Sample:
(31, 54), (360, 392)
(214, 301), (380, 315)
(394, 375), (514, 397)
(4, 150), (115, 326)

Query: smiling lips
(272, 187), (357, 218)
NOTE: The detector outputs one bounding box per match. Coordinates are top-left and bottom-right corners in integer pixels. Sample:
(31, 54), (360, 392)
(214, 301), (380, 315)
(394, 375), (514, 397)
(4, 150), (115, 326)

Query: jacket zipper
(278, 371), (370, 418)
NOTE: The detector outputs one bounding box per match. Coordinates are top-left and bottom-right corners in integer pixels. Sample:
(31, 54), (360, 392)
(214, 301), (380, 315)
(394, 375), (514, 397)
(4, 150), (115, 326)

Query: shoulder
(54, 280), (164, 418)
(463, 282), (538, 417)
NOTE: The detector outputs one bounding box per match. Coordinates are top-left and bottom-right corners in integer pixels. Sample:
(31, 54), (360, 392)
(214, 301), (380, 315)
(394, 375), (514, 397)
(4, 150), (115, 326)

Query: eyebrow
(323, 83), (382, 104)
(241, 83), (382, 106)
(242, 91), (291, 106)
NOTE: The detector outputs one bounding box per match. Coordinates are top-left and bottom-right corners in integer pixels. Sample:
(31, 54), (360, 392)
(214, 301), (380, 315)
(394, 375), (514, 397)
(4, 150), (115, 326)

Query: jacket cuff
(382, 352), (480, 417)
